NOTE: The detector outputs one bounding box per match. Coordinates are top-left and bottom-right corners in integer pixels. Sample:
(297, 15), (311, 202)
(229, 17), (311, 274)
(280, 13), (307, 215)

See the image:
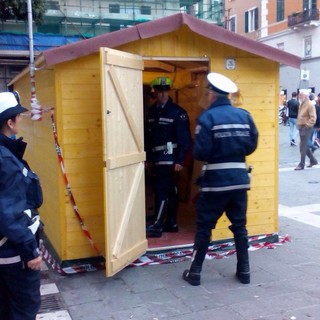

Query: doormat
(129, 233), (290, 267)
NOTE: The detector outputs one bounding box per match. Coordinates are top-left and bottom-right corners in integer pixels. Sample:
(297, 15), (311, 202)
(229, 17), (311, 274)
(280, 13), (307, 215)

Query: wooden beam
(143, 60), (175, 72)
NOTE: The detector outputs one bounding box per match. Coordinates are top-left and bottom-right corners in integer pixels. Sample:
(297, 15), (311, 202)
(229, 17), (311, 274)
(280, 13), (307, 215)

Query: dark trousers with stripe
(153, 165), (178, 225)
(0, 262), (41, 320)
(192, 191), (248, 268)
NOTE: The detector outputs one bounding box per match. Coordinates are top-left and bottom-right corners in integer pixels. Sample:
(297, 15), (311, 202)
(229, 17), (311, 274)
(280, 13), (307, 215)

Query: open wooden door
(100, 48), (147, 276)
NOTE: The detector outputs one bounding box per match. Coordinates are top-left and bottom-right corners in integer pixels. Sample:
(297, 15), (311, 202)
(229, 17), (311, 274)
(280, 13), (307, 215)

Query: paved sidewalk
(37, 124), (320, 319)
(42, 215), (320, 320)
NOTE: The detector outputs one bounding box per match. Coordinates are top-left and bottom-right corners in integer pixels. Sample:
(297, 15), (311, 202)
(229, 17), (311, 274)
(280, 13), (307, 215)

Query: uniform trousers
(193, 191), (248, 266)
(0, 262), (41, 320)
(153, 165), (178, 224)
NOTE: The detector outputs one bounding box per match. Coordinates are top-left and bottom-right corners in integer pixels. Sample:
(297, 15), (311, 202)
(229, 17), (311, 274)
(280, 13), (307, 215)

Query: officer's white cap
(207, 73), (238, 95)
(0, 92), (28, 122)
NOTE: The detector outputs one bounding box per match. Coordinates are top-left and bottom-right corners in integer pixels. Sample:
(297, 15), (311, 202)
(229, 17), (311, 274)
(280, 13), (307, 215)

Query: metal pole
(27, 0), (34, 78)
(27, 0), (42, 120)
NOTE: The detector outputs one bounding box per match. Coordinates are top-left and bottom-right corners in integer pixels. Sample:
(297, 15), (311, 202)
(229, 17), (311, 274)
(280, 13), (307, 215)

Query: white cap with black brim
(0, 92), (28, 122)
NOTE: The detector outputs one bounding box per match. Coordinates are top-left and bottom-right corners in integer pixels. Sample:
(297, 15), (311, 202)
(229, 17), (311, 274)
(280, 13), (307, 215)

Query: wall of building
(261, 26), (320, 95)
(225, 0), (260, 38)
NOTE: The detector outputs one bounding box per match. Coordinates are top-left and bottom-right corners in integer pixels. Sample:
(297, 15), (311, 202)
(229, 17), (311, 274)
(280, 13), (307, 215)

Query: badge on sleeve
(195, 125), (202, 134)
(180, 114), (188, 121)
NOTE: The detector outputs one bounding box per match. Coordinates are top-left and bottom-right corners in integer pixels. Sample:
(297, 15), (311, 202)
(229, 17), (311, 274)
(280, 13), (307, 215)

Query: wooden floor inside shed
(146, 204), (196, 250)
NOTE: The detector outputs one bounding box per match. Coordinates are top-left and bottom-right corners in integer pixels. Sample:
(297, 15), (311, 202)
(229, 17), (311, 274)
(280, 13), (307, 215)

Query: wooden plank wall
(55, 54), (105, 260)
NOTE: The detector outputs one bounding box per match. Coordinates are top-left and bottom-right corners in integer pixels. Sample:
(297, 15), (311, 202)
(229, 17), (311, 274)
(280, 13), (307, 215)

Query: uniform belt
(0, 255), (21, 265)
(203, 162), (246, 170)
(155, 161), (175, 165)
(152, 143), (177, 152)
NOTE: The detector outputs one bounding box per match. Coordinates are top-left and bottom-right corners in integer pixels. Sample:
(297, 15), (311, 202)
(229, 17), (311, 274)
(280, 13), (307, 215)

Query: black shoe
(236, 270), (250, 284)
(182, 270), (201, 286)
(307, 161), (318, 168)
(146, 223), (162, 238)
(290, 139), (297, 146)
(163, 223), (179, 232)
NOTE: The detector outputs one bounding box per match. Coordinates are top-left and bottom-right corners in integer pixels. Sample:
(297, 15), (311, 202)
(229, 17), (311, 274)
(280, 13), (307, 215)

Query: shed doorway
(142, 57), (210, 250)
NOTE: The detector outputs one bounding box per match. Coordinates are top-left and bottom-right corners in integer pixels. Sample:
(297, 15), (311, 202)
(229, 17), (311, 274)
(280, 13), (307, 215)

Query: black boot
(182, 237), (210, 286)
(183, 265), (201, 286)
(163, 187), (179, 232)
(234, 236), (250, 284)
(163, 217), (179, 232)
(146, 199), (167, 237)
(146, 221), (163, 238)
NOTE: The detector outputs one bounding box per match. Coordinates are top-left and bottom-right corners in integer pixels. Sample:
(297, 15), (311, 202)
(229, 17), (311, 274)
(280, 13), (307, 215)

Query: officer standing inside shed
(0, 92), (43, 319)
(145, 77), (192, 238)
(183, 73), (258, 286)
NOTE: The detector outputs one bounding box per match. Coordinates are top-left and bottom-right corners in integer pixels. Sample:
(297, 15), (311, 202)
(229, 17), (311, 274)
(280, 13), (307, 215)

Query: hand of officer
(174, 164), (183, 172)
(27, 256), (42, 270)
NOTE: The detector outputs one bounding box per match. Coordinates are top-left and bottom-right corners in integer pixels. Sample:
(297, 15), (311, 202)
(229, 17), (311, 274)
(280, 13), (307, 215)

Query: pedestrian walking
(183, 73), (258, 286)
(294, 89), (317, 170)
(287, 92), (299, 146)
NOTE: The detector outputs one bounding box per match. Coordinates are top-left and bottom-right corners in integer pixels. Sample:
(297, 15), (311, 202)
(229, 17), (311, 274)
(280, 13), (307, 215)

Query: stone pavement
(37, 124), (320, 320)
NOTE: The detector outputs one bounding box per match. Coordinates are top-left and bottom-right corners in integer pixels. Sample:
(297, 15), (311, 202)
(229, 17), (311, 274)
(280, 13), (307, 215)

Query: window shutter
(254, 7), (259, 31)
(245, 11), (248, 33)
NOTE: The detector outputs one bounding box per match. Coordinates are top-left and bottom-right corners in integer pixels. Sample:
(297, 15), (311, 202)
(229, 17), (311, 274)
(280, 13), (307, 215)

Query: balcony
(288, 8), (320, 28)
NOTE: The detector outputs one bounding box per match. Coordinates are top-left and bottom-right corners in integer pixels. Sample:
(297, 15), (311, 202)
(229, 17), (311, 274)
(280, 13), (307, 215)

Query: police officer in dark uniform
(145, 77), (192, 237)
(0, 92), (43, 319)
(183, 73), (258, 286)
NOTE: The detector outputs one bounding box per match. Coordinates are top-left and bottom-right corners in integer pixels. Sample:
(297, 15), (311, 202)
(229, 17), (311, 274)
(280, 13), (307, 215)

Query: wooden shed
(10, 13), (300, 276)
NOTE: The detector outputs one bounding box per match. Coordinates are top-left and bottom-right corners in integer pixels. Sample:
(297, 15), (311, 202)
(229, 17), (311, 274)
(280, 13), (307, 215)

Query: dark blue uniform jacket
(194, 97), (259, 193)
(145, 97), (191, 165)
(0, 134), (42, 265)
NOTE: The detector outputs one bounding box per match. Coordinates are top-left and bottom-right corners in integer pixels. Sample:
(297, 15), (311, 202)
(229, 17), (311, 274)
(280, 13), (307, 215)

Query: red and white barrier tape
(30, 74), (42, 121)
(50, 110), (103, 257)
(39, 240), (104, 275)
(130, 234), (291, 267)
(40, 234), (290, 274)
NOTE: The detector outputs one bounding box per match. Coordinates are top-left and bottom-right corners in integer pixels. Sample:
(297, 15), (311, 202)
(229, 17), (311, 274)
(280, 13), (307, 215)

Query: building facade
(225, 0), (320, 98)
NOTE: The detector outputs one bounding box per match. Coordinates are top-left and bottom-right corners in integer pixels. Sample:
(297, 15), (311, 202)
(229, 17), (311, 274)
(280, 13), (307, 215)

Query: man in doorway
(145, 77), (192, 238)
(183, 73), (258, 286)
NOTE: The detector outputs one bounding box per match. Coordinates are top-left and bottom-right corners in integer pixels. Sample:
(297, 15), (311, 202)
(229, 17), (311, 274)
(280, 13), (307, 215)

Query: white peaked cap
(207, 73), (238, 94)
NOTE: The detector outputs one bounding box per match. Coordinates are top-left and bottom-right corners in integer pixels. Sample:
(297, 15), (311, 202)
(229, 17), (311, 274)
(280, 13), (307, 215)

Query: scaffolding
(1, 0), (224, 37)
(0, 0), (224, 89)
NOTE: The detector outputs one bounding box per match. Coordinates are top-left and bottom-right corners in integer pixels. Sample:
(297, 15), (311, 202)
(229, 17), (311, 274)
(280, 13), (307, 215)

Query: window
(228, 16), (236, 32)
(304, 37), (312, 57)
(245, 8), (259, 33)
(109, 4), (120, 14)
(276, 0), (284, 22)
(141, 6), (151, 15)
(303, 0), (317, 10)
